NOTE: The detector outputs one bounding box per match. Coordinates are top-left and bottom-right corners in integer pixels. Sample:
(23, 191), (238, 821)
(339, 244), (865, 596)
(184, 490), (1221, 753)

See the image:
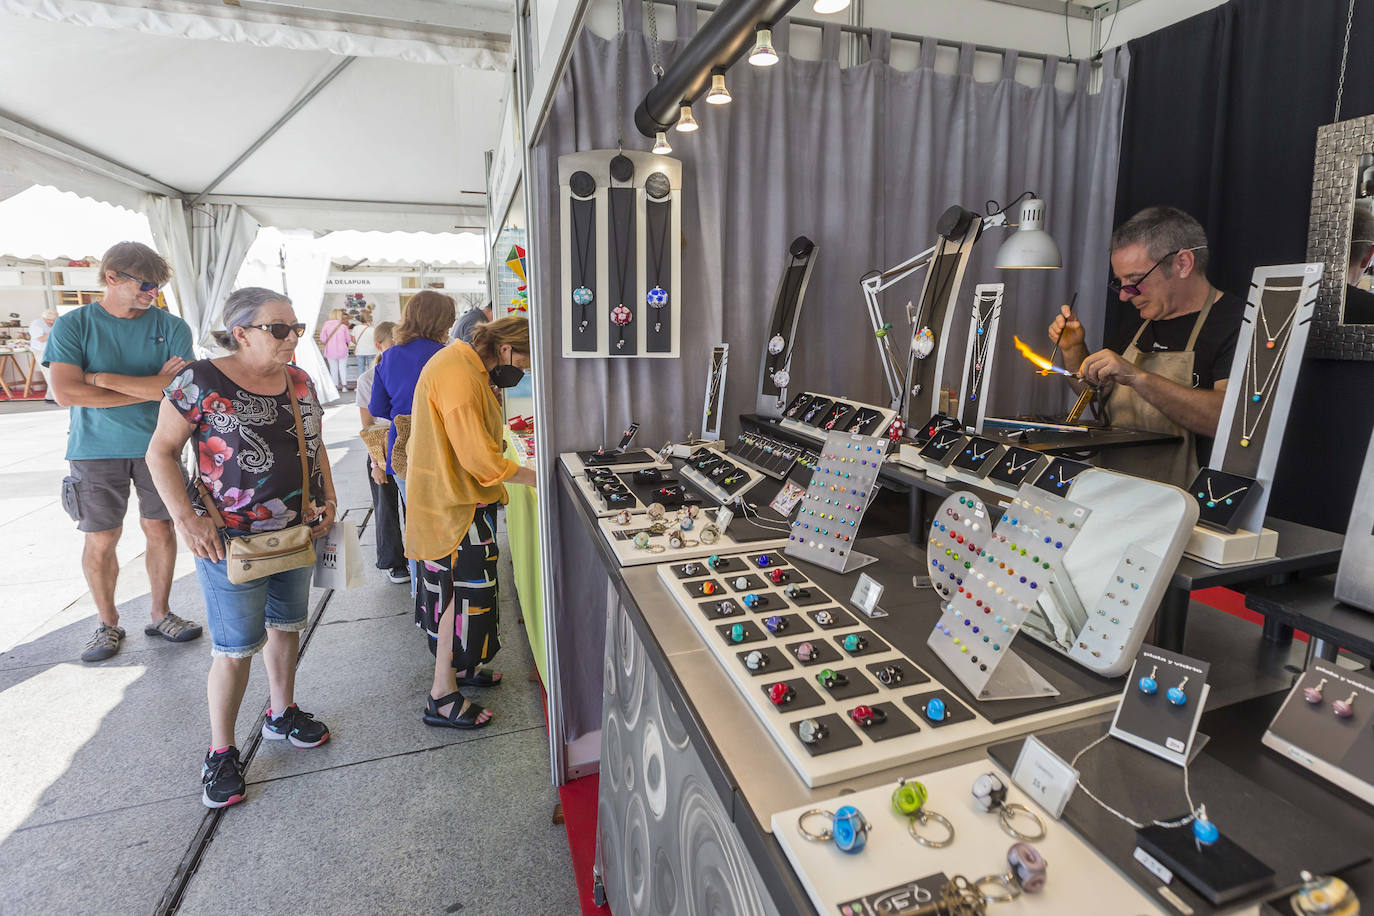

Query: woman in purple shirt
(369, 291), (455, 476)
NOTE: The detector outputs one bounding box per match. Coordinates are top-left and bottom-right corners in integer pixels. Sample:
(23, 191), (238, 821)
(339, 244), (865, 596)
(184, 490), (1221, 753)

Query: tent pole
(189, 56), (358, 206)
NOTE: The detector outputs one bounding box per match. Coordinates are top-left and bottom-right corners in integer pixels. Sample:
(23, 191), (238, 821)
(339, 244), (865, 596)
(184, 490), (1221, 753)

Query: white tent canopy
(0, 185), (155, 260)
(316, 230), (486, 267)
(0, 1), (510, 230)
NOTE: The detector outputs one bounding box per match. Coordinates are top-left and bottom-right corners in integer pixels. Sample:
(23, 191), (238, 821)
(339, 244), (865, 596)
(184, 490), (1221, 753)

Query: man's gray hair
(212, 287), (292, 351)
(1111, 206), (1210, 275)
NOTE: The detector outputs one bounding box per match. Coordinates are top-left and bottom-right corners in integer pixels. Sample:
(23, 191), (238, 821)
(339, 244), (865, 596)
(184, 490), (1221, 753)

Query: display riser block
(944, 466), (1015, 498)
(896, 443), (927, 470)
(778, 418), (826, 443)
(1184, 526), (1278, 567)
(597, 516), (786, 568)
(657, 555), (1119, 788)
(772, 760), (1164, 916)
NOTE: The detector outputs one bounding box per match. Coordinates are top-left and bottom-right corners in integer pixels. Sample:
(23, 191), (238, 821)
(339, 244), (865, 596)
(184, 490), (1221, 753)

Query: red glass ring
(768, 682), (794, 706)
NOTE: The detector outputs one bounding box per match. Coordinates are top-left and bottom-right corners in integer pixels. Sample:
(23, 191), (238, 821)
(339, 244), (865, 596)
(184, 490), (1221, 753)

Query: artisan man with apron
(1049, 207), (1245, 488)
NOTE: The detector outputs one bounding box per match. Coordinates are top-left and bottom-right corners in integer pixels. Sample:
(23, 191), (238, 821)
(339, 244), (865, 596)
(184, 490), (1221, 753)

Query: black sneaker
(262, 704), (330, 748)
(387, 567), (410, 584)
(201, 746), (246, 809)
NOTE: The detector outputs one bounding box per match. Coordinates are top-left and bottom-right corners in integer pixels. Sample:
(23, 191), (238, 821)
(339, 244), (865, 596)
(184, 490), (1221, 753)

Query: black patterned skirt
(414, 506), (500, 671)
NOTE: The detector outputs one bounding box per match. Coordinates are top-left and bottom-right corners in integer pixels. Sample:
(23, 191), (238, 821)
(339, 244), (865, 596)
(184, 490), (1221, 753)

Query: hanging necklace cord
(615, 0), (625, 150)
(1336, 0), (1356, 121)
(573, 202), (593, 288)
(1070, 732), (1198, 830)
(609, 187), (633, 307)
(647, 204), (668, 284)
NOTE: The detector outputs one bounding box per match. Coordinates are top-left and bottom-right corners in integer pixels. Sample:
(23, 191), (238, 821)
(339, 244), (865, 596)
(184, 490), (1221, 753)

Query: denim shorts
(194, 557), (313, 657)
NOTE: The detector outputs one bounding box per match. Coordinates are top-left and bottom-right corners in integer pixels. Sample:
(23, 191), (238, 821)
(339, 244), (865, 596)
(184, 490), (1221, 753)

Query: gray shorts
(62, 458), (173, 533)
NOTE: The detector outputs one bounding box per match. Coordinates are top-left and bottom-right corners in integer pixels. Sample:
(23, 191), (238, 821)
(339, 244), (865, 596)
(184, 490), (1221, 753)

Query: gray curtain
(533, 2), (1130, 743)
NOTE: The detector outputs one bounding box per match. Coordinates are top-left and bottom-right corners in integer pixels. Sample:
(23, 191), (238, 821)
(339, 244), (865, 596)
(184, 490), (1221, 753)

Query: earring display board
(1209, 263), (1322, 529)
(1262, 661), (1374, 806)
(1336, 423), (1374, 611)
(655, 556), (1119, 788)
(756, 237), (818, 417)
(903, 220), (983, 422)
(700, 344), (728, 441)
(926, 491), (1065, 701)
(785, 432), (888, 574)
(1110, 646), (1212, 765)
(778, 391), (897, 441)
(771, 761), (1163, 916)
(1019, 469), (1198, 677)
(558, 150), (682, 358)
(956, 284), (1005, 432)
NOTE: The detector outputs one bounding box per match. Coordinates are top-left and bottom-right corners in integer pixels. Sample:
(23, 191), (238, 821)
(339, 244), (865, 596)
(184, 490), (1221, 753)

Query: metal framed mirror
(1306, 112), (1374, 358)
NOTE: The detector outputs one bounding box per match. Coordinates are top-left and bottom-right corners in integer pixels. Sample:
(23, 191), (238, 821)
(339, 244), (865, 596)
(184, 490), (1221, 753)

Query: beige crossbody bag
(194, 371), (317, 584)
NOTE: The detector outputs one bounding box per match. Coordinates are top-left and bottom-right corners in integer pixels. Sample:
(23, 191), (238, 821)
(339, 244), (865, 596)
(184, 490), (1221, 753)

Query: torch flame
(1012, 336), (1074, 377)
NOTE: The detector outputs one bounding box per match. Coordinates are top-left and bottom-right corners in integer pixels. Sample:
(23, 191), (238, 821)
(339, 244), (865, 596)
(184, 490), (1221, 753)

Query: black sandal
(455, 667), (503, 688)
(422, 691), (492, 730)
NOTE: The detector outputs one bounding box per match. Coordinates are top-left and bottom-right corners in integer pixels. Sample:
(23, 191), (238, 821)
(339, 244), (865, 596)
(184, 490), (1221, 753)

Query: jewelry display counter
(561, 459), (1343, 915)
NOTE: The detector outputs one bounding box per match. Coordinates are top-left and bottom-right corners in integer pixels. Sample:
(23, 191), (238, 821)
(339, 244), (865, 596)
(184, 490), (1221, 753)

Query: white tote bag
(312, 519), (366, 590)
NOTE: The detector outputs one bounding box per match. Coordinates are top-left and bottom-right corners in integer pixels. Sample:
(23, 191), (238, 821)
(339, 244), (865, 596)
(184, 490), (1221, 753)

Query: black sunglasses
(248, 323), (307, 340)
(1108, 246), (1206, 296)
(116, 270), (162, 293)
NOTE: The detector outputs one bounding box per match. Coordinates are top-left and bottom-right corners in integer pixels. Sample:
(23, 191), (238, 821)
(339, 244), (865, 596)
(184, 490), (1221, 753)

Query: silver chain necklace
(967, 296), (999, 404)
(1239, 303), (1298, 447)
(1203, 479), (1248, 508)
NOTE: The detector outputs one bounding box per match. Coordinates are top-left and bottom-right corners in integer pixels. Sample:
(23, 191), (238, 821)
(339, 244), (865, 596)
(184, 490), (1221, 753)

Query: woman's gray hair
(212, 287), (292, 351)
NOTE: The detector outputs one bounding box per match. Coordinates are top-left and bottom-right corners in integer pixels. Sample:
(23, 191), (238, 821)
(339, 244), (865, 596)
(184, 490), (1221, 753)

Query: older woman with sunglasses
(1047, 206), (1244, 486)
(146, 287), (337, 809)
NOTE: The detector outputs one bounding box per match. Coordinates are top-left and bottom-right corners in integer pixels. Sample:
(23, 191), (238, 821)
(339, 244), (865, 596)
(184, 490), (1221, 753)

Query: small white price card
(1010, 735), (1078, 818)
(850, 573), (886, 618)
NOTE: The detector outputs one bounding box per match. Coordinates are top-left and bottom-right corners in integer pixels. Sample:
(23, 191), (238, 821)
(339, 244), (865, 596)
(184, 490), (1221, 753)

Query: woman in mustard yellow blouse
(405, 316), (535, 729)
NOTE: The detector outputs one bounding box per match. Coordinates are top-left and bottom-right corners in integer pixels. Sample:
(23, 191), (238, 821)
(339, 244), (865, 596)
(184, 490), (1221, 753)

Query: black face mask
(489, 351), (525, 388)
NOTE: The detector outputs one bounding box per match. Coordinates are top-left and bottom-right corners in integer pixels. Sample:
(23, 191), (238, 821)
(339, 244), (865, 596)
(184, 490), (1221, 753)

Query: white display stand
(955, 282), (1004, 433)
(679, 461), (764, 506)
(558, 150), (682, 358)
(1192, 262), (1321, 559)
(771, 760), (1165, 915)
(559, 450), (670, 518)
(1184, 525), (1279, 567)
(1019, 470), (1199, 678)
(656, 552), (1118, 788)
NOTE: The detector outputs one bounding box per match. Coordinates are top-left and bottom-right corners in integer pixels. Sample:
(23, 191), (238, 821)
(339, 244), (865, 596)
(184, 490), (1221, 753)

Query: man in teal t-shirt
(45, 242), (204, 663)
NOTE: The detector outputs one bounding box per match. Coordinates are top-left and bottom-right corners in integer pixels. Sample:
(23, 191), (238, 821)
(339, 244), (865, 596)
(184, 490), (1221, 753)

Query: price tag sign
(1010, 735), (1077, 818)
(850, 573), (886, 618)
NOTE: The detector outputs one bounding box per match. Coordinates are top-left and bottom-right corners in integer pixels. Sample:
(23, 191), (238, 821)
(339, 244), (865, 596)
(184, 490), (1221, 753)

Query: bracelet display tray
(656, 538), (1125, 788)
(772, 760), (1164, 916)
(987, 721), (1370, 916)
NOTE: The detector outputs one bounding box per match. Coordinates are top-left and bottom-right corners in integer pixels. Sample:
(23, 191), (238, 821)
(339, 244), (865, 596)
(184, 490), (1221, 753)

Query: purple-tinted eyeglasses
(1109, 246), (1206, 296)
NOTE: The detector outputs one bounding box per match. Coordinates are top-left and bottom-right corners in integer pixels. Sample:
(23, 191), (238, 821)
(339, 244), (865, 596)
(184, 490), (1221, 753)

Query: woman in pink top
(318, 308), (353, 389)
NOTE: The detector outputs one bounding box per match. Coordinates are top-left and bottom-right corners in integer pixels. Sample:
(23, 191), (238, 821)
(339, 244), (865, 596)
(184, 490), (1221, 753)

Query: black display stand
(987, 445), (1048, 487)
(1031, 456), (1092, 496)
(1110, 646), (1212, 765)
(1262, 661), (1374, 806)
(1187, 468), (1261, 533)
(950, 435), (1003, 476)
(910, 413), (962, 446)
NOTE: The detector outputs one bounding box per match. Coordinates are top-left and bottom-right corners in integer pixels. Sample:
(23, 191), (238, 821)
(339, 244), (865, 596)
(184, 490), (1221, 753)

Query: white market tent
(0, 0), (512, 397)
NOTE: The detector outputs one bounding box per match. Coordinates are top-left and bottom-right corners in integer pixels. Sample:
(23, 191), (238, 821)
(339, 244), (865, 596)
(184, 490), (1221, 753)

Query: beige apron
(1096, 296), (1215, 488)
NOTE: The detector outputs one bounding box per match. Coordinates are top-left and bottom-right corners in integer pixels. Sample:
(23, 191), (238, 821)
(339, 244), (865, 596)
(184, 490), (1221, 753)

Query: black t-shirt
(1344, 284), (1374, 325)
(1107, 290), (1245, 463)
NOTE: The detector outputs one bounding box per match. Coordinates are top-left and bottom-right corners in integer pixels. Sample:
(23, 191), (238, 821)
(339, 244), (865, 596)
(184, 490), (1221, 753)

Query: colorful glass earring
(1138, 664), (1159, 695)
(1333, 692), (1357, 719)
(1167, 676), (1189, 706)
(1303, 678), (1327, 704)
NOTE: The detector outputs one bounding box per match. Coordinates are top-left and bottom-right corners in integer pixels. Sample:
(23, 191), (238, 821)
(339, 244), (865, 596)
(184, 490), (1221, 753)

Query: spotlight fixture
(748, 27), (778, 67)
(994, 198), (1062, 269)
(653, 131), (672, 155)
(706, 70), (732, 105)
(676, 103), (699, 132)
(813, 0), (851, 13)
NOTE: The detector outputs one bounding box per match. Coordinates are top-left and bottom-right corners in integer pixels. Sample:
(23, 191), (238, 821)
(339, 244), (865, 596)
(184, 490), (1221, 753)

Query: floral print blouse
(166, 361), (326, 536)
